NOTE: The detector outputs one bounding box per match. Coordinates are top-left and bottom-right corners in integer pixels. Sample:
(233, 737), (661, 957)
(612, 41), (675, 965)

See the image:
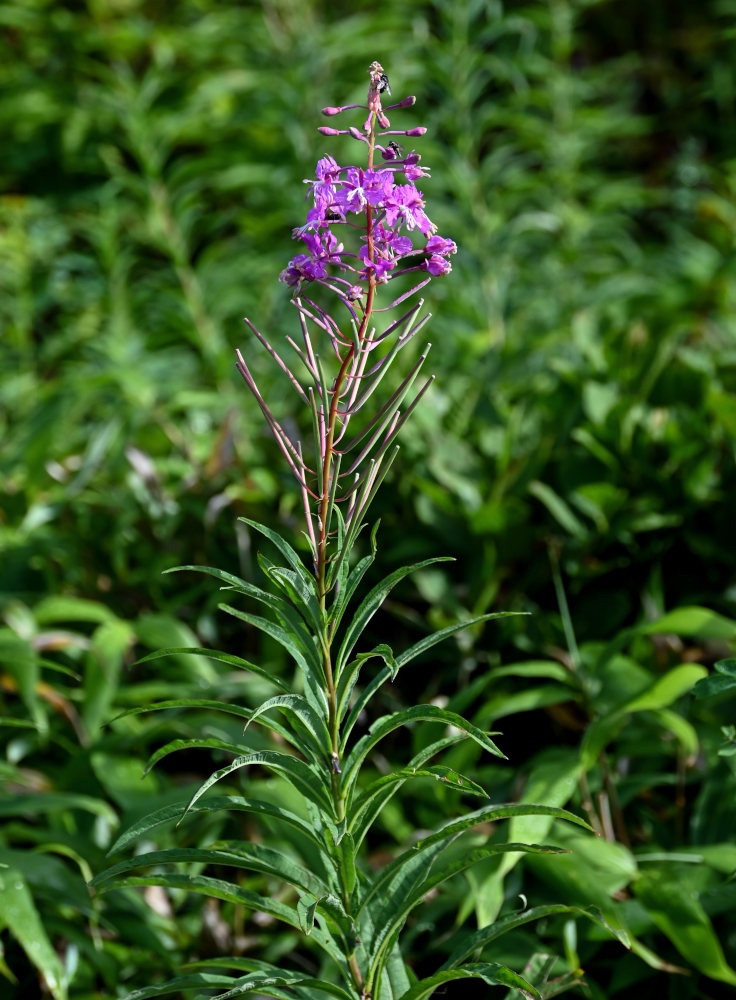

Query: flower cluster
(280, 63), (456, 296)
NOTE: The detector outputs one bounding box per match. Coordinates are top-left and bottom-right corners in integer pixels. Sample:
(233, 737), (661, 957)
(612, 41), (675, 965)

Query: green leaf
(328, 520), (379, 630)
(297, 892), (323, 935)
(634, 871), (736, 984)
(245, 693), (330, 758)
(32, 595), (118, 625)
(107, 795), (325, 857)
(0, 631), (45, 735)
(624, 664), (707, 712)
(97, 872), (342, 963)
(120, 972), (237, 1000)
(338, 830), (357, 896)
(335, 557), (453, 678)
(181, 749), (334, 818)
(396, 963), (541, 1000)
(692, 658), (736, 699)
(529, 480), (587, 539)
(238, 517), (315, 590)
(219, 603), (324, 684)
(115, 698), (253, 723)
(641, 606), (736, 641)
(473, 749), (583, 925)
(134, 616), (220, 683)
(133, 646), (289, 692)
(0, 792), (116, 822)
(0, 868), (67, 1000)
(441, 904), (629, 970)
(368, 844), (565, 975)
(360, 803), (591, 922)
(342, 705), (506, 797)
(581, 664), (706, 768)
(263, 560), (324, 634)
(93, 845), (334, 899)
(143, 737), (277, 777)
(93, 869), (302, 922)
(348, 735), (471, 848)
(339, 613), (527, 735)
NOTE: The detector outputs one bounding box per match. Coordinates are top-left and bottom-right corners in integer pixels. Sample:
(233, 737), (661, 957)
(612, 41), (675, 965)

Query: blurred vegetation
(1, 0), (735, 997)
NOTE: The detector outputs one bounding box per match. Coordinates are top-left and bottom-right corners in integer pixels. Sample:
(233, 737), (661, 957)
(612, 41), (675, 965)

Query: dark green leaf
(342, 705), (505, 797)
(133, 647), (289, 692)
(335, 557), (453, 678)
(395, 962), (541, 1000)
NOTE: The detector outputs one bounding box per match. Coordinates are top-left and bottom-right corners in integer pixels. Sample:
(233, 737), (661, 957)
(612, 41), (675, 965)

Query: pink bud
(321, 106), (342, 116)
(405, 127), (427, 137)
(318, 127), (341, 135)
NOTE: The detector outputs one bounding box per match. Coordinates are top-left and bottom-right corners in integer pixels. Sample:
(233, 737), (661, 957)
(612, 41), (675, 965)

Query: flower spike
(240, 62), (457, 586)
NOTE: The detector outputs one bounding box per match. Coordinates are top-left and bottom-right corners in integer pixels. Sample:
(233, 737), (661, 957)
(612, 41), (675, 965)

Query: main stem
(315, 110), (378, 998)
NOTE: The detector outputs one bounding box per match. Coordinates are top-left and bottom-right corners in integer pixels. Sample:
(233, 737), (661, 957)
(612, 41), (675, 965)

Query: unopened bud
(318, 126), (341, 135)
(398, 96), (416, 107)
(321, 106), (342, 116)
(405, 127), (427, 137)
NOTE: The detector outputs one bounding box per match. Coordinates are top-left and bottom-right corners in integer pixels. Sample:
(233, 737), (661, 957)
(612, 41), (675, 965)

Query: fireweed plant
(93, 64), (617, 1000)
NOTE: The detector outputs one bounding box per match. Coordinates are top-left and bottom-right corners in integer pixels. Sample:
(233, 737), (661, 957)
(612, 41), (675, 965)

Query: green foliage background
(1, 0), (735, 997)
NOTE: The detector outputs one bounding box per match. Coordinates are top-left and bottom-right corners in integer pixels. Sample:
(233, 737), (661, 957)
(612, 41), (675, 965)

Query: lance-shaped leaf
(133, 647), (290, 693)
(115, 697), (252, 723)
(335, 556), (453, 680)
(337, 643), (396, 732)
(106, 796), (330, 859)
(143, 737), (294, 777)
(238, 517), (316, 594)
(92, 871), (300, 925)
(297, 892), (324, 935)
(119, 967), (356, 1000)
(341, 705), (505, 800)
(104, 872), (344, 966)
(258, 555), (324, 635)
(181, 749), (334, 818)
(212, 973), (356, 1000)
(394, 963), (541, 1000)
(219, 603), (325, 687)
(218, 568), (324, 677)
(340, 611), (524, 740)
(348, 735), (472, 847)
(91, 845), (335, 900)
(245, 693), (331, 761)
(440, 904), (630, 970)
(166, 563), (284, 612)
(359, 803), (591, 922)
(368, 845), (567, 980)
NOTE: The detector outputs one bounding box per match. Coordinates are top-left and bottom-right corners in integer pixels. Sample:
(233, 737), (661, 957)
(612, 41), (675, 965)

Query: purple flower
(423, 254), (452, 276)
(280, 253), (322, 286)
(302, 230), (345, 269)
(403, 152), (431, 181)
(372, 222), (413, 258)
(383, 183), (435, 236)
(280, 67), (455, 294)
(359, 252), (395, 283)
(425, 235), (457, 256)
